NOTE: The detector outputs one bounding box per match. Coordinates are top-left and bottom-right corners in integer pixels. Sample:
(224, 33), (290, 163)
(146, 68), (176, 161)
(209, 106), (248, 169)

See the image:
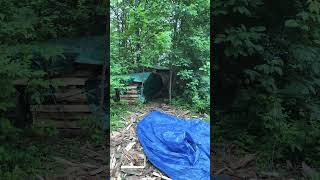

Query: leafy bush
(78, 116), (106, 145)
(0, 145), (41, 179)
(0, 0), (107, 177)
(214, 0), (320, 168)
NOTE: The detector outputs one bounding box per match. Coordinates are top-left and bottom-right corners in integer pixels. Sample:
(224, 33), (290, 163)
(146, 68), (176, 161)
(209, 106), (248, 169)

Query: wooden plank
(126, 89), (138, 94)
(120, 94), (139, 98)
(63, 70), (95, 77)
(121, 99), (138, 104)
(54, 93), (87, 103)
(32, 112), (91, 121)
(31, 105), (91, 113)
(33, 119), (82, 129)
(54, 87), (83, 95)
(52, 78), (87, 86)
(121, 97), (139, 101)
(126, 85), (138, 89)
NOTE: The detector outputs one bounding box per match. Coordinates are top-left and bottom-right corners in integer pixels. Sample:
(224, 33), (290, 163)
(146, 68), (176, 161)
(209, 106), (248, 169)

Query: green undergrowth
(0, 119), (57, 179)
(110, 100), (144, 131)
(168, 97), (210, 121)
(110, 97), (210, 133)
(0, 116), (106, 179)
(79, 115), (106, 146)
(214, 111), (320, 177)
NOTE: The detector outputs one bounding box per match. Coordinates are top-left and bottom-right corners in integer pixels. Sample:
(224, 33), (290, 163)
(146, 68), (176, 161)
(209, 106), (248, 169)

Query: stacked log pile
(119, 84), (140, 104)
(31, 64), (100, 129)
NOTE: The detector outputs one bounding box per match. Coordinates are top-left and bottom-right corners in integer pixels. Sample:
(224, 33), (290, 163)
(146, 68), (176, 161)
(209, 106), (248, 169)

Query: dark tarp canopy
(115, 72), (163, 102)
(32, 35), (109, 130)
(45, 35), (107, 65)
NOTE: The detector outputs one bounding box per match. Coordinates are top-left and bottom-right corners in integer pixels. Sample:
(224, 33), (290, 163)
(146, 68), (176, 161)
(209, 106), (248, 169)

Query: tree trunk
(168, 2), (179, 103)
(169, 70), (172, 103)
(100, 62), (107, 110)
(135, 0), (140, 65)
(100, 5), (109, 112)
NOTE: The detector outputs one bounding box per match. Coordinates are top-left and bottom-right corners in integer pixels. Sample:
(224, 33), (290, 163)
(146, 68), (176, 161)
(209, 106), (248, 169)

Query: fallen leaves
(110, 102), (201, 180)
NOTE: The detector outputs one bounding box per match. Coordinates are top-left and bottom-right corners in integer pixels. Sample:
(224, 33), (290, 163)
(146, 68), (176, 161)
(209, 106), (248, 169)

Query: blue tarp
(136, 111), (210, 180)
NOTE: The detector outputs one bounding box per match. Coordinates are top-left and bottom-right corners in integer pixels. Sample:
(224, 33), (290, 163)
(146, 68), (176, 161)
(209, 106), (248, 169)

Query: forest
(214, 0), (320, 178)
(0, 0), (211, 179)
(1, 0), (319, 179)
(110, 0), (210, 113)
(109, 0), (210, 178)
(0, 0), (108, 179)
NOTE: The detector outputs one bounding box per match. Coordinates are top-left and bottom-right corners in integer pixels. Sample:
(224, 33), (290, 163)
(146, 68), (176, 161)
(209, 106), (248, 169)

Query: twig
(121, 165), (145, 169)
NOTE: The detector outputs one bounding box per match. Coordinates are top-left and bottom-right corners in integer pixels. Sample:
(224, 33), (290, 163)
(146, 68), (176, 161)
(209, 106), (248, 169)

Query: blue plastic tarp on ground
(136, 111), (210, 180)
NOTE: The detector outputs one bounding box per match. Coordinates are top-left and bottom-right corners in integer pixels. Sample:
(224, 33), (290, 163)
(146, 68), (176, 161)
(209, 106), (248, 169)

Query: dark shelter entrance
(114, 66), (172, 103)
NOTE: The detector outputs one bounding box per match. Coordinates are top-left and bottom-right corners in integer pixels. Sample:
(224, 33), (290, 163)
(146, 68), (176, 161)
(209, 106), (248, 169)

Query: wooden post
(14, 85), (32, 128)
(100, 7), (109, 114)
(169, 69), (172, 103)
(100, 62), (107, 110)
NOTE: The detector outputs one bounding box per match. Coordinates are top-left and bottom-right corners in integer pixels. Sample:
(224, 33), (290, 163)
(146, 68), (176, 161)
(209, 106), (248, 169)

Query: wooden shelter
(10, 36), (108, 130)
(114, 65), (174, 103)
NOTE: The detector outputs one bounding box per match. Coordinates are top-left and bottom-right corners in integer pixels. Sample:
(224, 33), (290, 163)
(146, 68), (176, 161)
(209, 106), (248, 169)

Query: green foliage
(0, 145), (42, 179)
(215, 25), (266, 57)
(0, 118), (57, 179)
(0, 0), (106, 111)
(0, 118), (21, 141)
(0, 0), (106, 177)
(215, 0), (320, 168)
(111, 0), (210, 113)
(30, 124), (58, 138)
(79, 116), (105, 145)
(110, 102), (129, 130)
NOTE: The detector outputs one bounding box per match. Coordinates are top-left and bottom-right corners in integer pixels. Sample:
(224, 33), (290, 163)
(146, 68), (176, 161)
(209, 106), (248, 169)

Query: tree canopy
(110, 0), (210, 112)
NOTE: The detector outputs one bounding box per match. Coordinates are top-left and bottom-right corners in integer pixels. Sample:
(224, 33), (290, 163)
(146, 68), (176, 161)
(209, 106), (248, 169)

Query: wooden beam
(54, 93), (87, 103)
(32, 112), (91, 121)
(52, 78), (87, 86)
(63, 70), (95, 78)
(120, 94), (139, 98)
(126, 85), (138, 89)
(125, 89), (138, 94)
(33, 119), (82, 129)
(31, 105), (91, 113)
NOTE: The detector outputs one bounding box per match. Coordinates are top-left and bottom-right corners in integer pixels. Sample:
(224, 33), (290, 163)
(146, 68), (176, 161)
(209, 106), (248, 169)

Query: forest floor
(213, 141), (316, 179)
(31, 101), (310, 180)
(30, 100), (205, 180)
(34, 134), (109, 179)
(110, 101), (311, 180)
(110, 101), (208, 179)
(212, 143), (314, 180)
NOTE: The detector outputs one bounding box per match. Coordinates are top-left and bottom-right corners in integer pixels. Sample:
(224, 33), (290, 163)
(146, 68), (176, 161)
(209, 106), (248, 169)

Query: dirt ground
(36, 101), (313, 180)
(38, 137), (109, 180)
(212, 142), (316, 180)
(110, 101), (207, 180)
(34, 101), (204, 180)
